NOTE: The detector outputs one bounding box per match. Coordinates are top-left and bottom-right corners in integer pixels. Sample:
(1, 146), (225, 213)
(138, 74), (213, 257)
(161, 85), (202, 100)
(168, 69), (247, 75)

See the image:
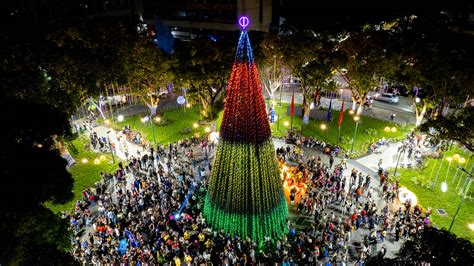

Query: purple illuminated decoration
(238, 16), (250, 29)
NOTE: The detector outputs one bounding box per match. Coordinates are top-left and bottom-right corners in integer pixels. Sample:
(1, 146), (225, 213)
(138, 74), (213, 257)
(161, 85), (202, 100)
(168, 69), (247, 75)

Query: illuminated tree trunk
(414, 98), (428, 127)
(204, 30), (288, 244)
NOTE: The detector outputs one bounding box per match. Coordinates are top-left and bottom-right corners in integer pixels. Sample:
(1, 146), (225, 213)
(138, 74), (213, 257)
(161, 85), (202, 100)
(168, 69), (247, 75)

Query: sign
(270, 108), (275, 123)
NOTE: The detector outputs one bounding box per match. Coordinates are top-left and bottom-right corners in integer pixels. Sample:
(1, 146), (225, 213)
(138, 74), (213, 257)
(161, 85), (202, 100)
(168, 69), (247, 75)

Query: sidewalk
(272, 138), (404, 260)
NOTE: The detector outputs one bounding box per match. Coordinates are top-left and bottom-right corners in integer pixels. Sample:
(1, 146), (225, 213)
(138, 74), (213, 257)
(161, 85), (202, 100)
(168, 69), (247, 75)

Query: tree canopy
(0, 96), (76, 264)
(366, 227), (474, 265)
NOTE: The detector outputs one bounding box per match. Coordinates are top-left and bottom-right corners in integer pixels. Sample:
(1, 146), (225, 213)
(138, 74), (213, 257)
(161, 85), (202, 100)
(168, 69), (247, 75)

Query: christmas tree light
(203, 19), (288, 244)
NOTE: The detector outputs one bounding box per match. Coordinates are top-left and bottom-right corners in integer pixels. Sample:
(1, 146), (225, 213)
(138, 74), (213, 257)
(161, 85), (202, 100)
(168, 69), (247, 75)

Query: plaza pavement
(78, 122), (425, 262)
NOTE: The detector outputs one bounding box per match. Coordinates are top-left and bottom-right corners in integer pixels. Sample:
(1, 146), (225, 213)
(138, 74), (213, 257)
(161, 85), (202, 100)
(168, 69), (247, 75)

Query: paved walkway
(80, 121), (425, 262)
(272, 138), (435, 260)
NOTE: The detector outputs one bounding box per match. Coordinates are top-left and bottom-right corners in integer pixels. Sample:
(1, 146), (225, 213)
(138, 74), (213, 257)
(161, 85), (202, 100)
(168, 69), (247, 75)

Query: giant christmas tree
(203, 25), (288, 243)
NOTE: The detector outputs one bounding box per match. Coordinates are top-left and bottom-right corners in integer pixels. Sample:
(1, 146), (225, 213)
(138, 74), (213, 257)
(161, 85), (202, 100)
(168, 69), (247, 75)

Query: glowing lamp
(205, 127), (211, 133)
(283, 121), (289, 127)
(310, 102), (314, 110)
(193, 123), (199, 128)
(354, 116), (360, 122)
(104, 119), (110, 125)
(93, 158), (101, 165)
(446, 157), (453, 162)
(468, 223), (474, 231)
(453, 154), (460, 161)
(391, 127), (397, 132)
(99, 155), (106, 161)
(415, 97), (420, 103)
(141, 116), (149, 123)
(186, 103), (192, 108)
(349, 109), (355, 115)
(441, 182), (448, 192)
(209, 132), (220, 142)
(117, 115), (124, 122)
(81, 158), (88, 164)
(458, 157), (466, 164)
(384, 126), (391, 132)
(398, 187), (418, 206)
(320, 123), (327, 130)
(154, 117), (161, 122)
(174, 213), (180, 220)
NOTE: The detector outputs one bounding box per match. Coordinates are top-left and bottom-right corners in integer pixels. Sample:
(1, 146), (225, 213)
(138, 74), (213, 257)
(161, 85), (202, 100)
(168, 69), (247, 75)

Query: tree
(173, 35), (236, 119)
(43, 16), (141, 114)
(366, 227), (474, 265)
(126, 37), (174, 115)
(336, 28), (397, 115)
(204, 30), (288, 243)
(421, 106), (474, 152)
(279, 27), (336, 123)
(391, 15), (474, 126)
(0, 96), (76, 264)
(259, 34), (286, 107)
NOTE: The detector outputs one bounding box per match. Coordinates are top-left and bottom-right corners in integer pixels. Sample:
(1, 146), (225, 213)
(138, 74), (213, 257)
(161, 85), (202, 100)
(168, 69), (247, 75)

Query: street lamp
(320, 123), (327, 130)
(453, 157), (466, 183)
(284, 121), (289, 127)
(349, 109), (355, 115)
(117, 115), (124, 122)
(350, 116), (360, 154)
(393, 145), (406, 179)
(448, 165), (472, 232)
(193, 123), (199, 128)
(141, 115), (156, 145)
(444, 156), (453, 184)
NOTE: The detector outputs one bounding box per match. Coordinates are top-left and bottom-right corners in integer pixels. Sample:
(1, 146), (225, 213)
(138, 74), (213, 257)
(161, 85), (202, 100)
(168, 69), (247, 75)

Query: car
(374, 93), (399, 103)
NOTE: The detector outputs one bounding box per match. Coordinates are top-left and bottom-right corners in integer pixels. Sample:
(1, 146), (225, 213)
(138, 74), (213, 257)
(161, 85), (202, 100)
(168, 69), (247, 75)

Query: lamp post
(453, 155), (466, 183)
(141, 115), (157, 145)
(106, 130), (115, 164)
(444, 156), (454, 184)
(350, 115), (360, 154)
(448, 165), (473, 232)
(320, 123), (327, 141)
(432, 153), (445, 188)
(393, 145), (406, 179)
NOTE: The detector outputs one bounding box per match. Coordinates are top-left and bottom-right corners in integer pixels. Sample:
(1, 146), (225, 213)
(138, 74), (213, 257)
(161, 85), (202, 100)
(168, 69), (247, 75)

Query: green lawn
(270, 103), (408, 156)
(112, 105), (211, 145)
(395, 147), (474, 241)
(44, 136), (119, 213)
(216, 103), (407, 156)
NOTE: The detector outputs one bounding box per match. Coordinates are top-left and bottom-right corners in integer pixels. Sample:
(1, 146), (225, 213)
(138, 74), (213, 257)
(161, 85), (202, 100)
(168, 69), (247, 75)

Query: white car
(374, 93), (399, 103)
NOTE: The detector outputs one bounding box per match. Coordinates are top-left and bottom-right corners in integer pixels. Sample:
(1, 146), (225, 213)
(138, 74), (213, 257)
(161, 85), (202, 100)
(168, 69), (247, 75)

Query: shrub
(365, 128), (378, 136)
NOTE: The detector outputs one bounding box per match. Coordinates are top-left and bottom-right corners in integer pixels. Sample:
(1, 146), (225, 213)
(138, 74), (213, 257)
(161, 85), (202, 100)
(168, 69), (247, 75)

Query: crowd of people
(66, 123), (433, 265)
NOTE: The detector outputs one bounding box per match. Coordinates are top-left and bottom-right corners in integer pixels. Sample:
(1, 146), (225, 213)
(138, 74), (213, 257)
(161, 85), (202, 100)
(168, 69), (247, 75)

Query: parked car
(374, 93), (399, 103)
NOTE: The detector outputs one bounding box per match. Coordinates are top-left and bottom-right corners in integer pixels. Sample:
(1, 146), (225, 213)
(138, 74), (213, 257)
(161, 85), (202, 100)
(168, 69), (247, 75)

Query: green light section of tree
(204, 140), (288, 243)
